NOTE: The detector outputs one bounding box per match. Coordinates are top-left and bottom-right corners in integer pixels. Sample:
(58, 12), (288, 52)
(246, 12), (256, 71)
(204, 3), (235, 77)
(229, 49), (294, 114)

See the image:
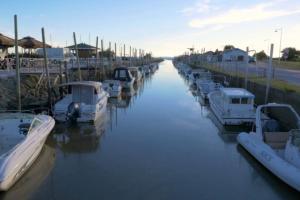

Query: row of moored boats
(174, 61), (300, 192)
(0, 63), (159, 191)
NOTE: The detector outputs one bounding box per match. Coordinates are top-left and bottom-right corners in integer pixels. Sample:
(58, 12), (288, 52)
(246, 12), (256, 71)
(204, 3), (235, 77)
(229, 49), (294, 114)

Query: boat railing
(0, 108), (51, 115)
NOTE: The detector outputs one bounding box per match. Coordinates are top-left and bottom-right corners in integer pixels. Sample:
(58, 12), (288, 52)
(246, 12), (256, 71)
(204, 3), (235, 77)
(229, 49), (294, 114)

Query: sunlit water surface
(1, 60), (299, 200)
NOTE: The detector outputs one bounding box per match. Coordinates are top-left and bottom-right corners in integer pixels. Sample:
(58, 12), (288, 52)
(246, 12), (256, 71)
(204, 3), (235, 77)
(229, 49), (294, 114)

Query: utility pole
(275, 28), (283, 64)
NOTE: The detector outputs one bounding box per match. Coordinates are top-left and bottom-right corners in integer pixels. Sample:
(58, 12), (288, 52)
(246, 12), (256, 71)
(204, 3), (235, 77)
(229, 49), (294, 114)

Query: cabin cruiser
(54, 81), (108, 122)
(102, 80), (122, 98)
(113, 67), (135, 88)
(197, 79), (223, 100)
(188, 69), (211, 84)
(208, 88), (256, 125)
(238, 103), (300, 191)
(128, 67), (142, 83)
(0, 112), (55, 191)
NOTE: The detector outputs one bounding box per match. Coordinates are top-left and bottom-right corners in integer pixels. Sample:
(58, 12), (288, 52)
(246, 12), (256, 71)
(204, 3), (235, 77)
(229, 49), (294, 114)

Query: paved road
(220, 61), (300, 86)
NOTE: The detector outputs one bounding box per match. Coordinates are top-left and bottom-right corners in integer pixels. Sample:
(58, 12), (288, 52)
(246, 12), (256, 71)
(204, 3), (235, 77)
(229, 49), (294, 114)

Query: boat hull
(0, 116), (55, 191)
(54, 97), (107, 123)
(238, 132), (300, 192)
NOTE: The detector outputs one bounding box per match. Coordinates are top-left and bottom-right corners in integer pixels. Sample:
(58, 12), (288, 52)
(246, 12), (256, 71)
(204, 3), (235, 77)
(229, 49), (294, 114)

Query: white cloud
(180, 0), (218, 15)
(188, 2), (300, 28)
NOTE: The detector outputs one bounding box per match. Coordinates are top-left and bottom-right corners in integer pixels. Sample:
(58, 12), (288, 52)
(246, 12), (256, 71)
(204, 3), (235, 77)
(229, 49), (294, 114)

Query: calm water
(1, 60), (299, 200)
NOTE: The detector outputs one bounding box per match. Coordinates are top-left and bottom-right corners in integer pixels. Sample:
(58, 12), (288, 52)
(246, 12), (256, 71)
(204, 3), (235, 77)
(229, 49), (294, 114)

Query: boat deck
(0, 116), (33, 155)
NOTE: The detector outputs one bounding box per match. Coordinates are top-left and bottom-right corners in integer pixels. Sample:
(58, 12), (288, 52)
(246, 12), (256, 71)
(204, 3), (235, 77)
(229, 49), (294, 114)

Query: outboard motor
(66, 102), (81, 122)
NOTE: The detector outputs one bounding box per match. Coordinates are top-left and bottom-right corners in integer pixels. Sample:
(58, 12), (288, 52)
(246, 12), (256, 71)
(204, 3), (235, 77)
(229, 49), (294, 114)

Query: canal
(2, 60), (299, 200)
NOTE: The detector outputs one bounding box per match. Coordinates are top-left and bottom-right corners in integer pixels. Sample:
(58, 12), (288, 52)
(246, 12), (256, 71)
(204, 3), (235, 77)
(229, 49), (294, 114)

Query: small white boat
(102, 80), (122, 98)
(208, 88), (256, 125)
(143, 65), (151, 75)
(197, 79), (223, 100)
(0, 112), (55, 191)
(149, 63), (158, 73)
(137, 66), (145, 78)
(188, 69), (211, 84)
(113, 67), (135, 88)
(54, 81), (108, 122)
(128, 67), (142, 83)
(238, 103), (300, 192)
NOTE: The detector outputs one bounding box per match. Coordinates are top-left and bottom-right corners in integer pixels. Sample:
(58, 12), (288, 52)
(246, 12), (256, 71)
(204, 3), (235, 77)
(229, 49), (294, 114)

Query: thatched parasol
(18, 36), (51, 49)
(0, 33), (14, 48)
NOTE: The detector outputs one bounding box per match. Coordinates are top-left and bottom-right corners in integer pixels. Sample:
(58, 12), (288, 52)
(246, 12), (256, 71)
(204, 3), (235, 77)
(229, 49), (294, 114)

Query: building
(66, 43), (97, 58)
(222, 48), (248, 62)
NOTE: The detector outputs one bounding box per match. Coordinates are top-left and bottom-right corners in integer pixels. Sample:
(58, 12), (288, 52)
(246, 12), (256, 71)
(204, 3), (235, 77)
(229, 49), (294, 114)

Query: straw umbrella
(0, 33), (14, 60)
(19, 36), (51, 56)
(0, 33), (14, 47)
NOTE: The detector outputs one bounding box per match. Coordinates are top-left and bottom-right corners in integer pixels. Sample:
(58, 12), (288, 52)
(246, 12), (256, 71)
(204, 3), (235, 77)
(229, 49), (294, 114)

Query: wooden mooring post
(73, 32), (82, 81)
(41, 27), (52, 112)
(265, 43), (274, 104)
(14, 15), (21, 111)
(95, 36), (99, 80)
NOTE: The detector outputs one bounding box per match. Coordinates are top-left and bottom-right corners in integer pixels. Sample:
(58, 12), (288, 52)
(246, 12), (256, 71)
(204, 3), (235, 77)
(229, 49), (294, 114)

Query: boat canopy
(59, 81), (102, 104)
(59, 81), (102, 89)
(256, 103), (300, 140)
(221, 88), (254, 98)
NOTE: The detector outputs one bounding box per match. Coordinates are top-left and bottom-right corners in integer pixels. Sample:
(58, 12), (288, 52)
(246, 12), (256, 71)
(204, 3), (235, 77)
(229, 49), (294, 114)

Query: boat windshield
(261, 107), (299, 132)
(28, 118), (43, 134)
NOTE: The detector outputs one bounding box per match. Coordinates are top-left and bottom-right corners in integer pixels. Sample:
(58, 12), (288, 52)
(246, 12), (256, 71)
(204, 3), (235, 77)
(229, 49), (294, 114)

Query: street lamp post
(275, 28), (283, 63)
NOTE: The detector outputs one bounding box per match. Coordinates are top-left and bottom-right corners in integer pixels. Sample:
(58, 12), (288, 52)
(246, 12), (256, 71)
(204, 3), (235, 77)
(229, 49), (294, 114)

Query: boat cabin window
(72, 85), (94, 104)
(119, 70), (127, 78)
(231, 98), (240, 104)
(241, 98), (252, 104)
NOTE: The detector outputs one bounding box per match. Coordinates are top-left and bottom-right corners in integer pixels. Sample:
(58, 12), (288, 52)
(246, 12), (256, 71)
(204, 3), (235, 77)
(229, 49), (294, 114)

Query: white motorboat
(143, 65), (151, 75)
(238, 103), (300, 192)
(197, 79), (223, 100)
(128, 67), (142, 83)
(54, 81), (108, 122)
(188, 69), (211, 84)
(0, 112), (55, 191)
(102, 80), (122, 98)
(208, 88), (256, 125)
(137, 66), (145, 78)
(149, 63), (158, 73)
(113, 67), (135, 88)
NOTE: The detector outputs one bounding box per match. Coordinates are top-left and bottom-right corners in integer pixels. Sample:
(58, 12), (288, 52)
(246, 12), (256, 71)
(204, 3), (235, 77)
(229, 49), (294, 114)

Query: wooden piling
(95, 36), (99, 79)
(64, 61), (69, 83)
(14, 15), (21, 111)
(41, 27), (52, 112)
(114, 42), (117, 61)
(265, 44), (274, 104)
(73, 32), (82, 81)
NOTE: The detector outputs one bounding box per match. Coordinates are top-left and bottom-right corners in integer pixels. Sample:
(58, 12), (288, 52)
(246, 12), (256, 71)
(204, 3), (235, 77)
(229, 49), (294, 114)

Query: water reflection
(3, 60), (300, 199)
(236, 146), (299, 199)
(0, 142), (56, 200)
(53, 115), (107, 154)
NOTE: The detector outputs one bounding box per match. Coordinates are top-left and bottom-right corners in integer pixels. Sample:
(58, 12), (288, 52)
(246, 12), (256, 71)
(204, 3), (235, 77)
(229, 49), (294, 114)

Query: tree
(223, 45), (235, 51)
(282, 47), (299, 61)
(254, 51), (268, 61)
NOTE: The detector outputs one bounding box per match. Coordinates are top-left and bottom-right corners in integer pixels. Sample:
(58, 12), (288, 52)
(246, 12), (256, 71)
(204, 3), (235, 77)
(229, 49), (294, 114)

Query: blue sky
(1, 0), (300, 56)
